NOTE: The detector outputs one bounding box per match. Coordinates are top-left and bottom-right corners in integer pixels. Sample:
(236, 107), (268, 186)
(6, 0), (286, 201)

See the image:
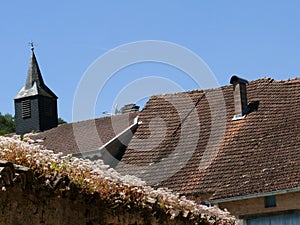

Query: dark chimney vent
(230, 75), (249, 120)
(120, 104), (140, 114)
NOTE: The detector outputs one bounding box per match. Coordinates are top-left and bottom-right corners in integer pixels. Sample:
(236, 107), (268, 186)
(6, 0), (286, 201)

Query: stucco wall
(218, 191), (300, 219)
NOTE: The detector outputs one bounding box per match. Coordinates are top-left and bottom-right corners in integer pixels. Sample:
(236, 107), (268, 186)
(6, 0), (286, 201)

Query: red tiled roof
(116, 78), (300, 200)
(34, 112), (139, 155)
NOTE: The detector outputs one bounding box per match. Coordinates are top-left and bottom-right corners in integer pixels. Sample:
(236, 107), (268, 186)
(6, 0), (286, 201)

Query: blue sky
(1, 1), (300, 122)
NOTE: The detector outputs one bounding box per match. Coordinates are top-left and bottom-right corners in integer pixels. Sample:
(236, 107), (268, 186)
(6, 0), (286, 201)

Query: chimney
(230, 75), (249, 119)
(120, 104), (140, 114)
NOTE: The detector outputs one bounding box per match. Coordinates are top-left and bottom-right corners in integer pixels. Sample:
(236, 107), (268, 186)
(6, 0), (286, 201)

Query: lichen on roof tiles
(116, 77), (300, 200)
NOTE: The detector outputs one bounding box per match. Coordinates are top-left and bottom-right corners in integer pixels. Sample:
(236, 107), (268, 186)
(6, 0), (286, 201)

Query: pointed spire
(25, 45), (45, 89)
(14, 45), (57, 100)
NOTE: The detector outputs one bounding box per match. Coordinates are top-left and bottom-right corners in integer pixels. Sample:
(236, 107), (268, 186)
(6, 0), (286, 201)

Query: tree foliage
(58, 117), (67, 125)
(0, 113), (66, 135)
(0, 113), (15, 136)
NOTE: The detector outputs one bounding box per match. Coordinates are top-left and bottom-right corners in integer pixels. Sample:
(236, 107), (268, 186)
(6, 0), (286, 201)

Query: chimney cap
(120, 103), (140, 114)
(230, 75), (249, 85)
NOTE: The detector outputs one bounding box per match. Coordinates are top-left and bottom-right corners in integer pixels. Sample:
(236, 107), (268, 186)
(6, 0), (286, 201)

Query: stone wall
(0, 148), (235, 225)
(0, 185), (193, 225)
(0, 160), (195, 225)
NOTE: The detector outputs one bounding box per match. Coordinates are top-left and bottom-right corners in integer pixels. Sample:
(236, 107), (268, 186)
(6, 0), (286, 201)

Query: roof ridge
(71, 111), (139, 124)
(150, 77), (300, 99)
(34, 111), (139, 135)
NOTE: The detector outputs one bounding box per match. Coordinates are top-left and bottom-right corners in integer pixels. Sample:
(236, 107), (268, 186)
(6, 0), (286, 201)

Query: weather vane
(29, 41), (35, 51)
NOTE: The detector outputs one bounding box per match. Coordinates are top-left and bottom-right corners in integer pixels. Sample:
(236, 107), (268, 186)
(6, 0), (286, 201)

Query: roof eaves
(210, 186), (300, 204)
(14, 82), (39, 99)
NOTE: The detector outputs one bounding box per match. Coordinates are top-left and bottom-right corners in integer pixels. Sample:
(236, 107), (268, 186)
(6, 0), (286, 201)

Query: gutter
(209, 186), (300, 204)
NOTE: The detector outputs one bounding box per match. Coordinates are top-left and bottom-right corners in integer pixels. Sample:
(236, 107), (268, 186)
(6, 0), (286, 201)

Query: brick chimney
(230, 75), (248, 119)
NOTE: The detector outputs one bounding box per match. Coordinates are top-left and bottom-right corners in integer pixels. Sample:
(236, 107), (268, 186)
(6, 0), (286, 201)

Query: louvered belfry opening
(21, 99), (31, 118)
(230, 75), (249, 118)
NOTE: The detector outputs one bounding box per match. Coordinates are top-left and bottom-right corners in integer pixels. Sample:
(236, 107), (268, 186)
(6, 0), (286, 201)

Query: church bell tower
(14, 45), (58, 135)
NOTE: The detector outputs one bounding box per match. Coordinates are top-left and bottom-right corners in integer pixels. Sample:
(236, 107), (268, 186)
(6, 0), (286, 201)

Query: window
(22, 99), (31, 118)
(265, 195), (276, 208)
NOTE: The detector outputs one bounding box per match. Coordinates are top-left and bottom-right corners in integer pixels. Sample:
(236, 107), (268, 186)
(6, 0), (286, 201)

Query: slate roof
(116, 77), (300, 201)
(15, 49), (57, 99)
(34, 111), (139, 155)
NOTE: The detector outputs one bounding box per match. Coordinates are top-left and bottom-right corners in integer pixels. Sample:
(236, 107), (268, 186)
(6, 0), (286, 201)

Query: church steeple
(25, 45), (45, 89)
(14, 46), (58, 135)
(15, 45), (57, 100)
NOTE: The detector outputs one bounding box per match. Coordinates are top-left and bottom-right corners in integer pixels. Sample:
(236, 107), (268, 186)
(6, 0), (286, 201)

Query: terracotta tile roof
(116, 77), (300, 200)
(33, 111), (139, 155)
